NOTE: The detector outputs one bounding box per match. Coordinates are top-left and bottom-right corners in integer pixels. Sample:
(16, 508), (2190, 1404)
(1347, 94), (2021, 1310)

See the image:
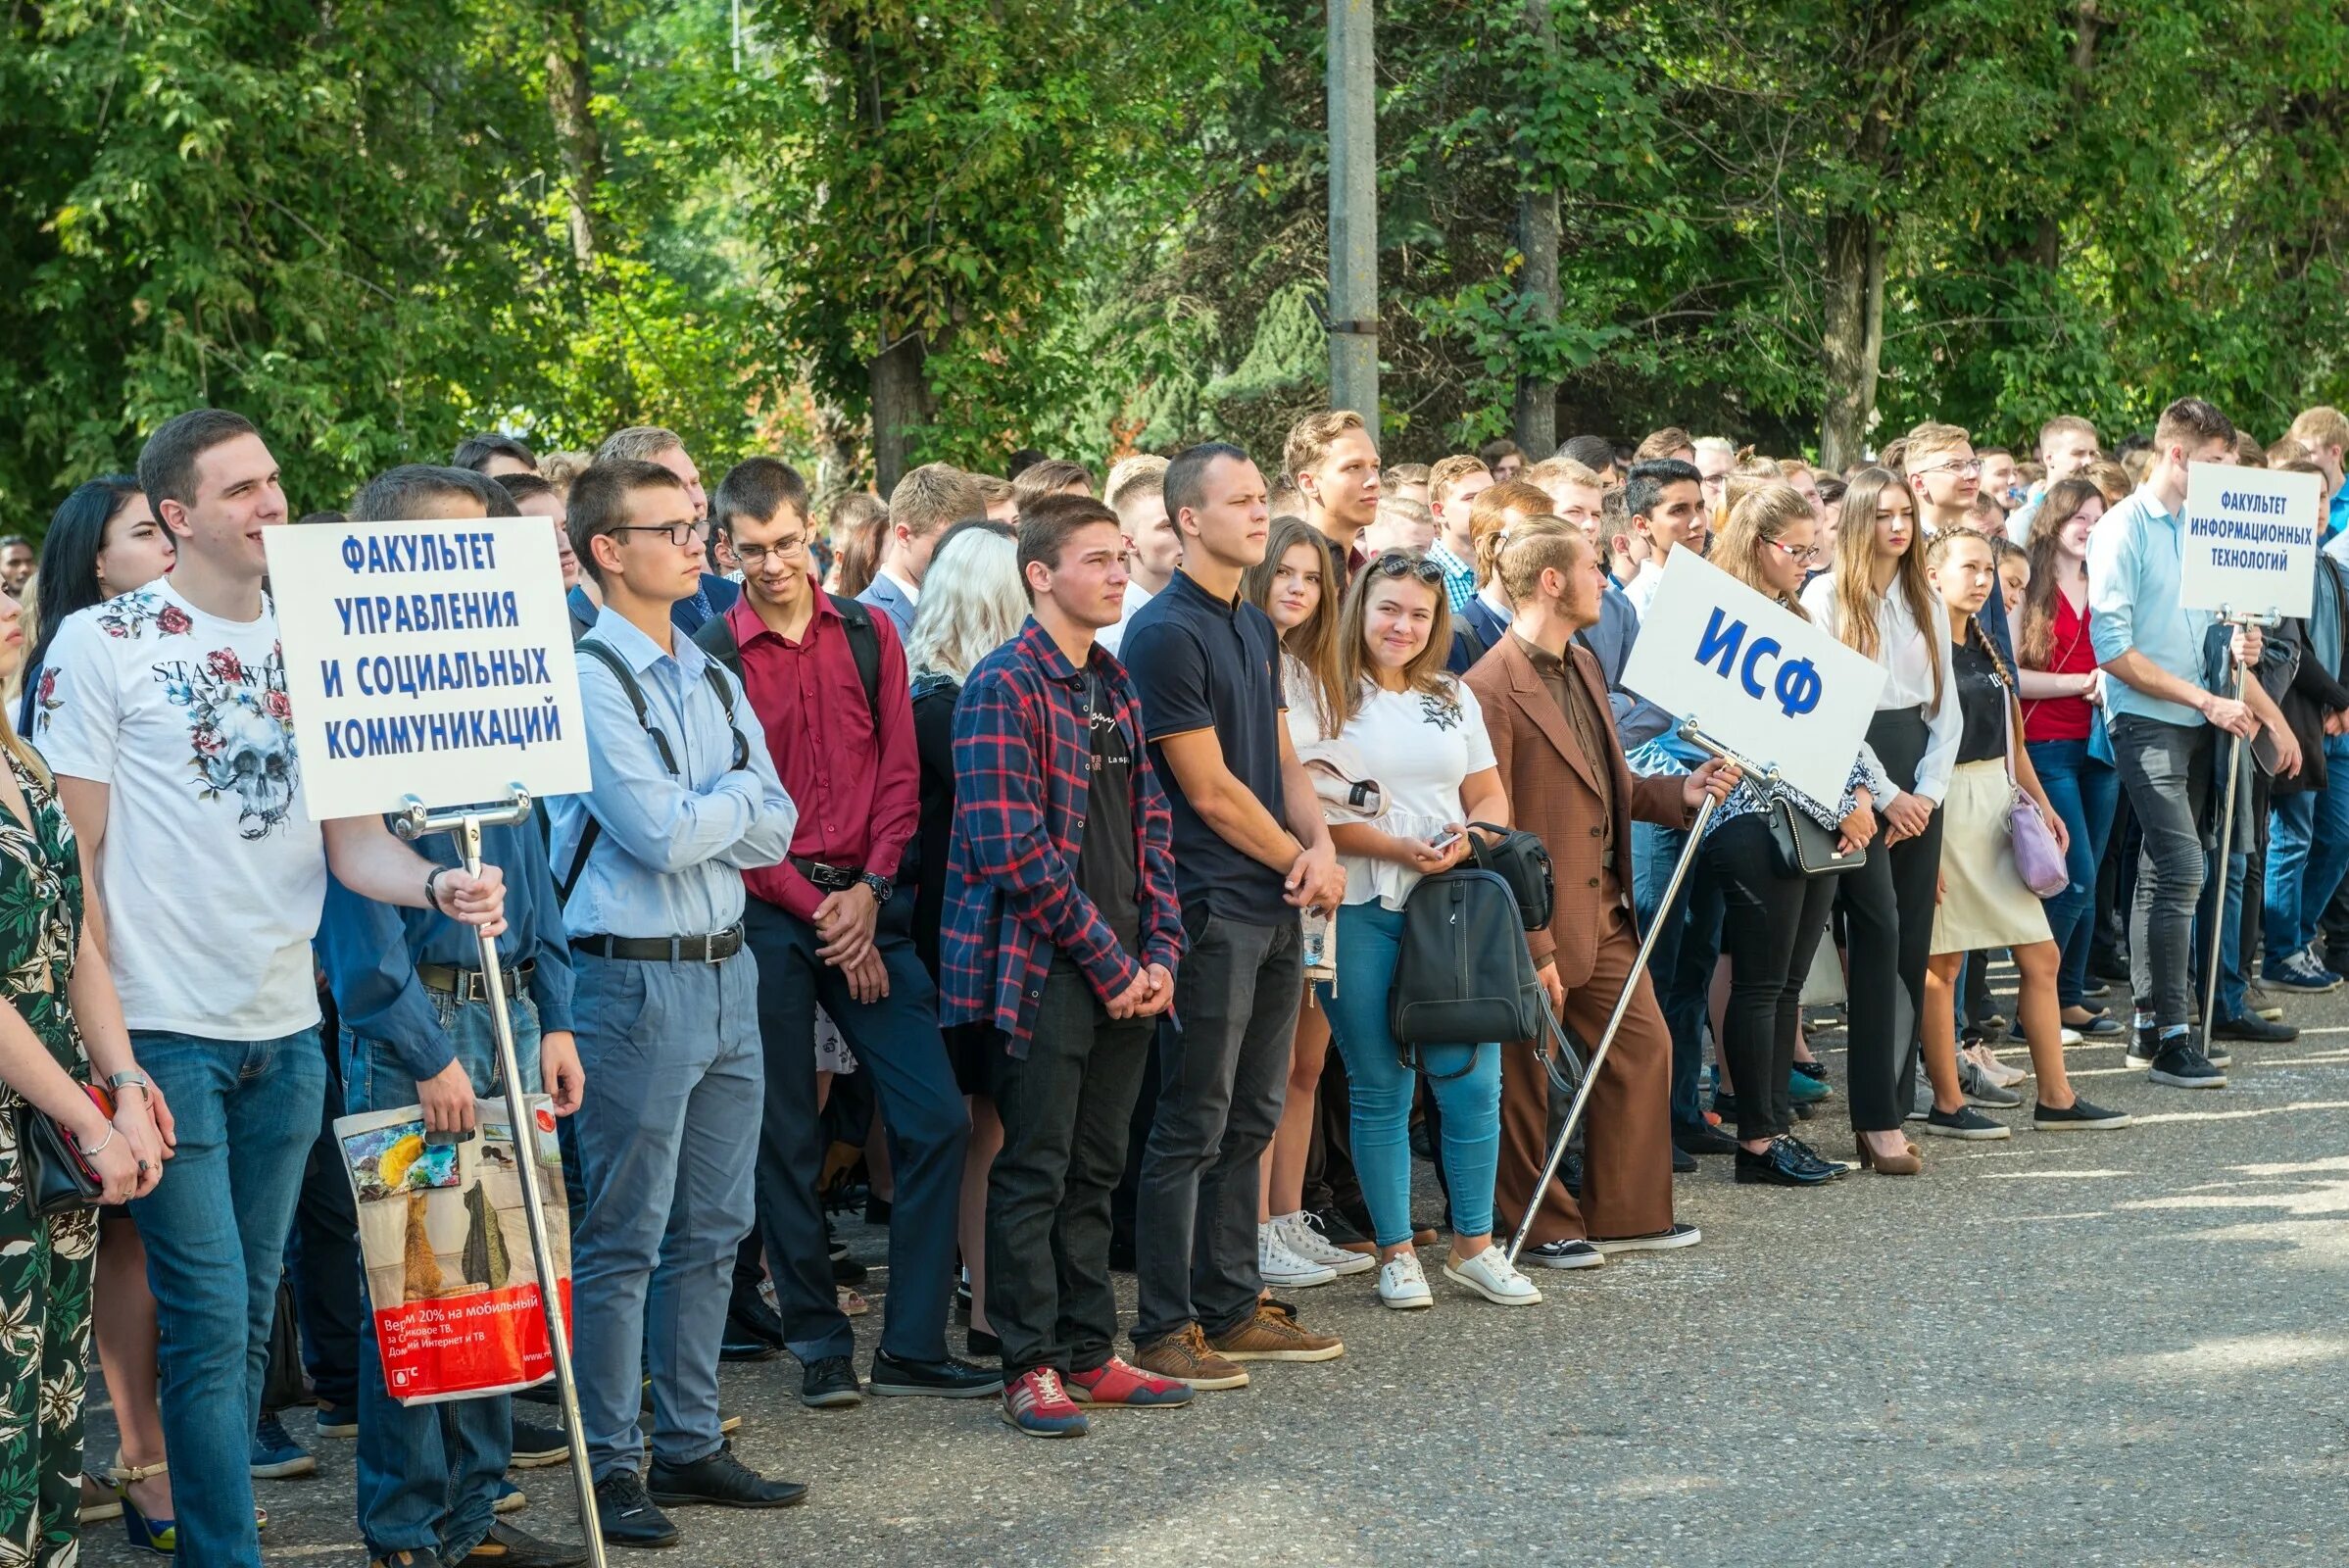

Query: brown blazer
(1466, 632), (1689, 987)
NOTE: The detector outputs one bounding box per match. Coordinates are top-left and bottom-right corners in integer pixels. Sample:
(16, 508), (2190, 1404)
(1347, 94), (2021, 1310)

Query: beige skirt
(1930, 759), (2054, 956)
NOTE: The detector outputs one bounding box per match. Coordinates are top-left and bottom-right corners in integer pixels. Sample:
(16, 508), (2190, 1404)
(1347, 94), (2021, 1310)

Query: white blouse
(1330, 676), (1498, 911)
(1799, 572), (1963, 804)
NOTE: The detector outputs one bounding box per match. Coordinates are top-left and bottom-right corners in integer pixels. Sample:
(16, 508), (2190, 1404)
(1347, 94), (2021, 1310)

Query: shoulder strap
(563, 637), (747, 904)
(828, 593), (885, 734)
(702, 662), (750, 770)
(690, 610), (743, 682)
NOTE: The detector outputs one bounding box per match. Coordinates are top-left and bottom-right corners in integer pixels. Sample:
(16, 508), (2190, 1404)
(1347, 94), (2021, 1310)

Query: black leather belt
(789, 856), (862, 893)
(417, 958), (534, 1002)
(569, 926), (745, 963)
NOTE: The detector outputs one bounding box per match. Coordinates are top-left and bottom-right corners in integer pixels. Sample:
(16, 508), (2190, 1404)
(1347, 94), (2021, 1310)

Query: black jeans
(1707, 815), (1840, 1142)
(287, 1011), (360, 1410)
(2113, 714), (2213, 1029)
(743, 895), (970, 1365)
(1836, 710), (1945, 1132)
(1132, 908), (1302, 1346)
(987, 970), (1153, 1380)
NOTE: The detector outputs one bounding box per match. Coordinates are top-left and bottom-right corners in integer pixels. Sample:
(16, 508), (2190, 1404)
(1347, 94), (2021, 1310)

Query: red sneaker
(1065, 1356), (1195, 1408)
(1000, 1368), (1089, 1438)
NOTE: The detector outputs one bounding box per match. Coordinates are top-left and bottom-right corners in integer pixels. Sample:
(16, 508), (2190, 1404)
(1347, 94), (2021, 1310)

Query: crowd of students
(2, 392), (2347, 1566)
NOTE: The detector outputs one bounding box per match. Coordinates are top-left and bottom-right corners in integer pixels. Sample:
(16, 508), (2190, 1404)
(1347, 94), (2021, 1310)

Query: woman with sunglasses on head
(1240, 518), (1376, 1287)
(2015, 477), (2123, 1036)
(1315, 550), (1538, 1309)
(1918, 529), (2130, 1140)
(1697, 486), (1879, 1183)
(1801, 467), (1959, 1173)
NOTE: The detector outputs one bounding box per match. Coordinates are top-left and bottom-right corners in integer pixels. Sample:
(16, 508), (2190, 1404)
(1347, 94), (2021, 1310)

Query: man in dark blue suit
(594, 424), (741, 634)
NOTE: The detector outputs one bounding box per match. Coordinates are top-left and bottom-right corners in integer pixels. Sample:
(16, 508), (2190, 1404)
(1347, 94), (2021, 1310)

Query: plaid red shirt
(940, 618), (1183, 1054)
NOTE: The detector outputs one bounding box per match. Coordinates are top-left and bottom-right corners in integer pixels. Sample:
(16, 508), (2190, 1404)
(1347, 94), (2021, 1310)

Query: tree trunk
(869, 330), (934, 492)
(1818, 212), (1884, 471)
(1510, 0), (1561, 459)
(809, 390), (862, 519)
(546, 0), (602, 267)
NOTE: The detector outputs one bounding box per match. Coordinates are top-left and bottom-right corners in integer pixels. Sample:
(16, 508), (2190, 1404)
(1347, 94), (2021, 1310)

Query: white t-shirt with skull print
(34, 580), (325, 1039)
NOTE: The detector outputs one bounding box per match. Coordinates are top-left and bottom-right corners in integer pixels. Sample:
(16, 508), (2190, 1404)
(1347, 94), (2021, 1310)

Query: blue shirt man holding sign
(316, 465), (588, 1568)
(2088, 398), (2298, 1086)
(546, 459), (804, 1551)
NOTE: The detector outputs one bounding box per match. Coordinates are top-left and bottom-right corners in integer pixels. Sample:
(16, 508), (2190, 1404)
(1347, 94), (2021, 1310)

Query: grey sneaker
(1957, 1055), (2023, 1107)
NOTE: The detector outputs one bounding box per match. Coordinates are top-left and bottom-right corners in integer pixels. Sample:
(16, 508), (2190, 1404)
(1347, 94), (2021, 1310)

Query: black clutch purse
(15, 1084), (112, 1215)
(1765, 796), (1866, 879)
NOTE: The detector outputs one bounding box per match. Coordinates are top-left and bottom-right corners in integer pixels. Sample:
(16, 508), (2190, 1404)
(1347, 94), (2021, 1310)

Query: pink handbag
(2003, 689), (2070, 898)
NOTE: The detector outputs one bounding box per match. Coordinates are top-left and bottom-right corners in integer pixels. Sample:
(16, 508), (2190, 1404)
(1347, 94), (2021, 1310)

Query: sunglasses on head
(1369, 552), (1446, 585)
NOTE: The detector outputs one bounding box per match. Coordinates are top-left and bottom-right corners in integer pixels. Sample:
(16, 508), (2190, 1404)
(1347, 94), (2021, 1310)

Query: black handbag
(14, 1087), (109, 1216)
(1764, 795), (1865, 879)
(1461, 822), (1554, 932)
(1389, 867), (1543, 1076)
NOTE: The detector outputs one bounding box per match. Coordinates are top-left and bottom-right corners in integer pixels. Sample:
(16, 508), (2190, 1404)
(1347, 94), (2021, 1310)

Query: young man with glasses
(704, 458), (994, 1412)
(551, 460), (805, 1549)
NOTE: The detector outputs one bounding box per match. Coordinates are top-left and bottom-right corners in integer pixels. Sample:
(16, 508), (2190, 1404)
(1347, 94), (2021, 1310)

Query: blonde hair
(1104, 455), (1168, 514)
(1284, 409), (1370, 481)
(1714, 484), (1816, 615)
(1830, 466), (1943, 707)
(889, 463), (987, 542)
(1900, 421), (1971, 472)
(904, 527), (1027, 683)
(539, 451), (593, 498)
(1428, 453), (1491, 508)
(1522, 455), (1602, 497)
(2289, 406), (2349, 452)
(595, 425), (687, 465)
(1468, 479), (1552, 587)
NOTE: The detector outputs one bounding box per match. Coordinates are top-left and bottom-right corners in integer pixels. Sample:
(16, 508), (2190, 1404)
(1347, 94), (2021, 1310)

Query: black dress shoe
(868, 1349), (1003, 1398)
(728, 1287), (785, 1347)
(831, 1253), (869, 1285)
(2214, 1012), (2296, 1043)
(1673, 1122), (1739, 1156)
(592, 1472), (679, 1549)
(966, 1328), (1001, 1358)
(1734, 1138), (1837, 1186)
(1671, 1145), (1697, 1173)
(454, 1520), (589, 1566)
(864, 1194), (893, 1227)
(800, 1354), (862, 1409)
(719, 1316), (781, 1363)
(646, 1442), (807, 1510)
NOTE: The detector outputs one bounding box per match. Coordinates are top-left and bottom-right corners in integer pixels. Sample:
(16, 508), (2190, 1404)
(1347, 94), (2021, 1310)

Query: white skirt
(1930, 760), (2054, 956)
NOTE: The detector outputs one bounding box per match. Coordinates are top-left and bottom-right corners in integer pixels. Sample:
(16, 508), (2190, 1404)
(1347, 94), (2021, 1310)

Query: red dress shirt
(729, 586), (919, 921)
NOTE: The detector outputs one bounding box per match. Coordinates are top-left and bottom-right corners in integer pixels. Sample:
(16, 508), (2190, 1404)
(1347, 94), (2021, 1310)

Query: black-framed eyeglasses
(612, 522), (702, 548)
(733, 536), (807, 569)
(1369, 552), (1446, 585)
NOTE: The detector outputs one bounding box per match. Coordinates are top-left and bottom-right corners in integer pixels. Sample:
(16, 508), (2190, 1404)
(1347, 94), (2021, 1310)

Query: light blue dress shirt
(2088, 486), (2214, 728)
(549, 606), (799, 939)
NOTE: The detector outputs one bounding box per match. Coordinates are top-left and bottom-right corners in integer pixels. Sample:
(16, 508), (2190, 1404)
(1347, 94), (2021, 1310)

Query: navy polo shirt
(1121, 568), (1294, 926)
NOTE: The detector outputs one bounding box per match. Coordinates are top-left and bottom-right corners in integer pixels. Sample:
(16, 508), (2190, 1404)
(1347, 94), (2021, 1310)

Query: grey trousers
(2113, 714), (2213, 1031)
(567, 950), (762, 1479)
(1132, 908), (1302, 1346)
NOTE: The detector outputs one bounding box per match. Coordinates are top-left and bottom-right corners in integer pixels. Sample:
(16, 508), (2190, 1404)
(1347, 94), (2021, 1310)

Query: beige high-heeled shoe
(1854, 1133), (1922, 1175)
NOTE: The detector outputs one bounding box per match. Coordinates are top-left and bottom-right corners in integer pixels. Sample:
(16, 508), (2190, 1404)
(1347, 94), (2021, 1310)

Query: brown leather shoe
(1207, 1304), (1345, 1362)
(1132, 1324), (1250, 1390)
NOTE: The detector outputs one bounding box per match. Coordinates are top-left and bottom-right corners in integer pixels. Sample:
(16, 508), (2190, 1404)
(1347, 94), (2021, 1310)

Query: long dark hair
(2018, 477), (2104, 669)
(30, 475), (143, 681)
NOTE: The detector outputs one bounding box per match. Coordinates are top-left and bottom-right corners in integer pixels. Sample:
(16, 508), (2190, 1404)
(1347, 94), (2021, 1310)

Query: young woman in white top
(1799, 466), (1960, 1170)
(1240, 517), (1375, 1287)
(1315, 551), (1538, 1310)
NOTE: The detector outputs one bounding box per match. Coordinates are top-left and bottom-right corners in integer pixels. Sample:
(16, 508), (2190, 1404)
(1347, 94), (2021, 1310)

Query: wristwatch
(860, 872), (896, 906)
(107, 1070), (151, 1099)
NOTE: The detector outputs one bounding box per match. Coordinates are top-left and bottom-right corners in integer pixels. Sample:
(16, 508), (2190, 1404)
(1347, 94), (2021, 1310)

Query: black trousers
(1836, 710), (1945, 1133)
(287, 997), (361, 1409)
(987, 969), (1152, 1380)
(1707, 814), (1840, 1142)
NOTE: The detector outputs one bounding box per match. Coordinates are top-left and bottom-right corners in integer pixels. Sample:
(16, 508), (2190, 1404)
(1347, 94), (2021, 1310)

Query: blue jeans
(127, 1028), (328, 1568)
(1315, 904), (1500, 1247)
(568, 953), (761, 1480)
(1633, 820), (1720, 1132)
(2196, 846), (2250, 1022)
(2265, 738), (2349, 967)
(2027, 739), (2120, 1006)
(344, 996), (544, 1562)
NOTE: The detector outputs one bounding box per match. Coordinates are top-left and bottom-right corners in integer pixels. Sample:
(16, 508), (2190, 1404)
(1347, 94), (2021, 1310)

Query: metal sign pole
(2198, 611), (2271, 1062)
(1505, 719), (1752, 1269)
(396, 786), (606, 1568)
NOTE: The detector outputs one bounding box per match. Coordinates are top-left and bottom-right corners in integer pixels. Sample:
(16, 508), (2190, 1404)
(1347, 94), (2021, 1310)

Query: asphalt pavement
(82, 957), (2349, 1567)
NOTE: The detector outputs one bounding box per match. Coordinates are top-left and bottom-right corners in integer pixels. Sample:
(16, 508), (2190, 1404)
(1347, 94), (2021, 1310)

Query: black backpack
(693, 592), (884, 733)
(1388, 866), (1544, 1075)
(1459, 821), (1554, 931)
(558, 637), (751, 904)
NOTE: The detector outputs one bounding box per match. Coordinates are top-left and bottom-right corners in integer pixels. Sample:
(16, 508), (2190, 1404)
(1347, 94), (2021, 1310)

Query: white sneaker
(1273, 1211), (1376, 1277)
(1257, 1221), (1337, 1288)
(1377, 1250), (1434, 1310)
(1442, 1244), (1542, 1305)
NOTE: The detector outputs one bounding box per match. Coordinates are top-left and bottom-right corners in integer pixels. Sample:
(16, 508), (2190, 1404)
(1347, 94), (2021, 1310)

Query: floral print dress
(0, 751), (97, 1567)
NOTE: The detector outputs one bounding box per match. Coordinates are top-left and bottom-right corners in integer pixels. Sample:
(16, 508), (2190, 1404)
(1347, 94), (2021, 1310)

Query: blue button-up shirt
(2089, 485), (2214, 728)
(2328, 478), (2349, 546)
(318, 816), (577, 1083)
(548, 607), (798, 939)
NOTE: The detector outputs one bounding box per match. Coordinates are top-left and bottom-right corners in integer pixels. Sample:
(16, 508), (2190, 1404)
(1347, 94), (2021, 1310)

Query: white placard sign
(2179, 460), (2322, 620)
(265, 517), (591, 820)
(1619, 549), (1887, 807)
